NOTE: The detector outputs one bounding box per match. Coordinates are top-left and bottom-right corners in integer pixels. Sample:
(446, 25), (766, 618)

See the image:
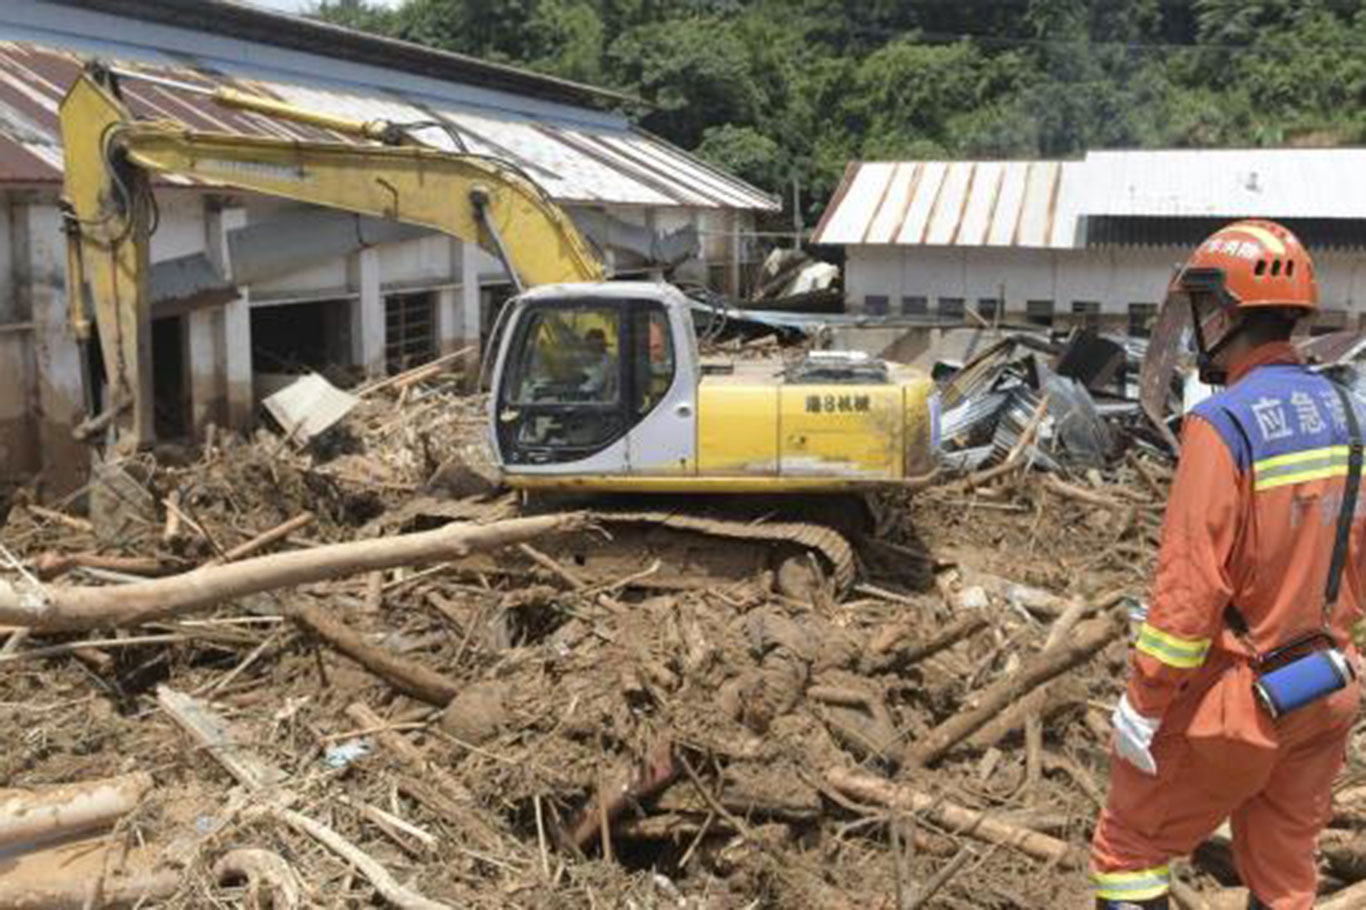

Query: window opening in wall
(385, 291), (438, 375)
(976, 297), (1000, 322)
(250, 299), (355, 376)
(1026, 300), (1055, 327)
(864, 294), (889, 315)
(1128, 303), (1158, 338)
(938, 297), (965, 319)
(1072, 300), (1101, 329)
(901, 295), (928, 316)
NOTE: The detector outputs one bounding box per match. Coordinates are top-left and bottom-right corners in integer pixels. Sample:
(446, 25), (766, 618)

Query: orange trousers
(1092, 654), (1358, 909)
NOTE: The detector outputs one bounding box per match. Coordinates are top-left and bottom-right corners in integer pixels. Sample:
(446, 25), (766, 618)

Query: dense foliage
(315, 0), (1366, 222)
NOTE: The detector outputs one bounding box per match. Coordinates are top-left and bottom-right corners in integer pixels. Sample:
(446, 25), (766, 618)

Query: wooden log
(293, 604), (459, 706)
(865, 612), (989, 672)
(0, 868), (180, 909)
(904, 612), (1123, 768)
(26, 505), (93, 534)
(0, 772), (153, 849)
(32, 552), (182, 581)
(214, 512), (315, 564)
(825, 767), (1079, 867)
(0, 513), (583, 632)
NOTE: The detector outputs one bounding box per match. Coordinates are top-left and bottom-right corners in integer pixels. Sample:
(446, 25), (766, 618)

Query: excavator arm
(59, 65), (604, 447)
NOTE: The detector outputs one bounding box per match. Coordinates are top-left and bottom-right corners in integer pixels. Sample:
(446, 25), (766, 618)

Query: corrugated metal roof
(812, 160), (1079, 249)
(1077, 148), (1366, 220)
(0, 40), (778, 212)
(46, 0), (635, 110)
(815, 148), (1366, 250)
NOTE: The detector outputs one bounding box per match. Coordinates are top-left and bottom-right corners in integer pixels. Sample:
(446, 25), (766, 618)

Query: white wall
(847, 245), (1366, 321)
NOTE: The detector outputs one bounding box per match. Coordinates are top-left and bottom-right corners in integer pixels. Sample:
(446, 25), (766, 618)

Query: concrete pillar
(20, 203), (86, 495)
(351, 246), (385, 376)
(458, 239), (483, 386)
(434, 238), (462, 355)
(186, 308), (224, 433)
(209, 207), (253, 430)
(728, 211), (743, 296)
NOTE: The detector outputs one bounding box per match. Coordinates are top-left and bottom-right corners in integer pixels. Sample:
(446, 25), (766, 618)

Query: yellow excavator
(61, 63), (940, 590)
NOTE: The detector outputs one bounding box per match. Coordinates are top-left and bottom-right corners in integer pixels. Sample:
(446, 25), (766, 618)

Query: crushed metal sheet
(261, 372), (360, 444)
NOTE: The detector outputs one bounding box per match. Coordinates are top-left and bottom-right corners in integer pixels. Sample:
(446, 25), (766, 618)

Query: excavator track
(588, 510), (857, 593)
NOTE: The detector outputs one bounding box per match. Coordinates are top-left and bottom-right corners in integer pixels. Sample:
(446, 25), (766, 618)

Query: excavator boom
(59, 65), (603, 446)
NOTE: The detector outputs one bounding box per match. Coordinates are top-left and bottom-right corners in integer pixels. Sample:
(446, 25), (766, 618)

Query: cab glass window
(510, 308), (620, 405)
(633, 307), (675, 415)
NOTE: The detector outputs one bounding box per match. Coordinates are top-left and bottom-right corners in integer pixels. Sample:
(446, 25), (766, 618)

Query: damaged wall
(0, 185), (749, 491)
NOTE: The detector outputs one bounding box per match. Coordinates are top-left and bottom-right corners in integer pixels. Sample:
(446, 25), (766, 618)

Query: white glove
(1111, 694), (1160, 776)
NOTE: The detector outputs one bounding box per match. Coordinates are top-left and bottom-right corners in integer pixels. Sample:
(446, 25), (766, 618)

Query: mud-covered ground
(2, 380), (1363, 909)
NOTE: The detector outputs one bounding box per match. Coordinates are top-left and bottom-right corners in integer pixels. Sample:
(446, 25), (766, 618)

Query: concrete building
(813, 149), (1366, 336)
(0, 0), (778, 490)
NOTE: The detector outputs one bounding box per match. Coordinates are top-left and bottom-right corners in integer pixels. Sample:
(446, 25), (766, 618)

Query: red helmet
(1167, 220), (1317, 383)
(1175, 219), (1317, 313)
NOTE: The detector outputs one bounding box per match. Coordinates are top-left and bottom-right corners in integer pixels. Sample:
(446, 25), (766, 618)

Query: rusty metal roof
(814, 150), (1366, 250)
(812, 160), (1081, 249)
(0, 40), (778, 211)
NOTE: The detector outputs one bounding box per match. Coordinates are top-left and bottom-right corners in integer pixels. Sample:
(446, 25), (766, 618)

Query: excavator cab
(490, 282), (699, 478)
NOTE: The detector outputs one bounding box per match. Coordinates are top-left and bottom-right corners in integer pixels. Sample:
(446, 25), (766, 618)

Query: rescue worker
(1092, 220), (1364, 909)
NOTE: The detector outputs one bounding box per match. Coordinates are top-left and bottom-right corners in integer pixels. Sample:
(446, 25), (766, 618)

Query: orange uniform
(1092, 343), (1364, 908)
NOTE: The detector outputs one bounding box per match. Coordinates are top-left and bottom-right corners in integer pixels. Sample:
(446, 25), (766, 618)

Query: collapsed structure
(0, 0), (778, 492)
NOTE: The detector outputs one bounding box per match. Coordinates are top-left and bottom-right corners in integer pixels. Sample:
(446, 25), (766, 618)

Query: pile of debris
(3, 354), (1366, 910)
(934, 326), (1168, 477)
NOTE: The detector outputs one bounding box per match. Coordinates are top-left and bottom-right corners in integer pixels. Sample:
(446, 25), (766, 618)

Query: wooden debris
(825, 767), (1079, 867)
(212, 849), (305, 910)
(905, 611), (1124, 768)
(568, 740), (675, 850)
(0, 772), (153, 849)
(31, 552), (181, 581)
(157, 687), (286, 791)
(291, 601), (460, 705)
(272, 807), (455, 910)
(0, 513), (584, 631)
(214, 511), (315, 564)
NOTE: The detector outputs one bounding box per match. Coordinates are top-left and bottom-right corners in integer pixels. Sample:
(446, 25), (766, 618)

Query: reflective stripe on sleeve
(1253, 445), (1349, 491)
(1093, 865), (1172, 901)
(1135, 623), (1211, 670)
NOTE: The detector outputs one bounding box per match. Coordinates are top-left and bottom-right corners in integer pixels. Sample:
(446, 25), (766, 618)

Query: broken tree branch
(32, 552), (183, 581)
(825, 767), (1079, 867)
(865, 612), (989, 673)
(346, 702), (505, 852)
(272, 806), (455, 910)
(0, 772), (153, 849)
(0, 868), (179, 910)
(213, 512), (315, 564)
(904, 611), (1124, 768)
(292, 603), (459, 706)
(0, 513), (584, 631)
